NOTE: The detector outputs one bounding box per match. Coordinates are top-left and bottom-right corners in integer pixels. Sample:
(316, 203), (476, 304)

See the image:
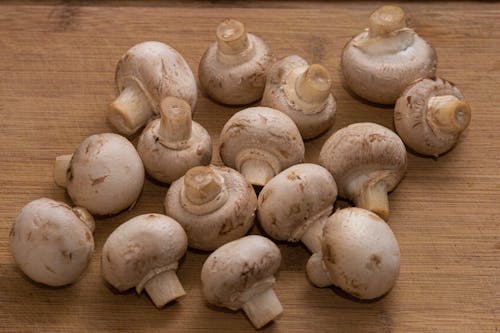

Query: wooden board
(0, 1), (498, 332)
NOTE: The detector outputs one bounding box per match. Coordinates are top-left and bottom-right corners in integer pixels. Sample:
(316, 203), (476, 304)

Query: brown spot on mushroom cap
(394, 77), (470, 156)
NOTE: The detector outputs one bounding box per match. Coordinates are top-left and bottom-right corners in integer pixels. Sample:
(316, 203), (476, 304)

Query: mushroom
(108, 41), (197, 135)
(306, 207), (400, 300)
(319, 123), (406, 220)
(341, 5), (436, 104)
(137, 96), (212, 184)
(258, 163), (337, 253)
(201, 235), (282, 329)
(164, 165), (257, 251)
(102, 213), (187, 308)
(261, 55), (336, 139)
(219, 106), (305, 186)
(9, 198), (94, 287)
(198, 18), (274, 105)
(394, 77), (472, 157)
(53, 133), (145, 216)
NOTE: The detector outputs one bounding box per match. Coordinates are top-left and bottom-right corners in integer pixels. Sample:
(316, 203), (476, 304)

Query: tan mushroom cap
(219, 107), (305, 186)
(341, 5), (436, 104)
(62, 133), (145, 216)
(319, 123), (407, 220)
(199, 18), (274, 105)
(137, 97), (212, 184)
(9, 198), (94, 287)
(108, 41), (197, 135)
(102, 214), (187, 308)
(164, 165), (257, 251)
(258, 163), (337, 253)
(395, 77), (472, 157)
(261, 55), (336, 139)
(306, 207), (400, 300)
(201, 235), (282, 329)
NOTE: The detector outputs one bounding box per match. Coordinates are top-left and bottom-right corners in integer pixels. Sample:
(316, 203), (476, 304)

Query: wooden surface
(0, 1), (499, 332)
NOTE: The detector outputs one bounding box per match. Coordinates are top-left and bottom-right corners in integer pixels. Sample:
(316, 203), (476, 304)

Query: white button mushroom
(201, 235), (283, 329)
(306, 207), (400, 300)
(102, 213), (187, 308)
(9, 198), (94, 287)
(341, 5), (437, 104)
(395, 77), (472, 157)
(261, 55), (336, 139)
(319, 123), (407, 220)
(198, 18), (274, 105)
(137, 97), (212, 184)
(164, 165), (257, 251)
(258, 163), (337, 253)
(219, 106), (305, 186)
(108, 41), (198, 135)
(53, 133), (145, 216)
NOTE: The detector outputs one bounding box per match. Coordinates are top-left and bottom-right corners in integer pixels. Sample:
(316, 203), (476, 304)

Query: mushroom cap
(394, 77), (469, 156)
(319, 123), (407, 200)
(341, 30), (436, 104)
(137, 118), (212, 184)
(66, 133), (145, 216)
(258, 163), (337, 242)
(219, 106), (305, 178)
(321, 207), (400, 299)
(9, 198), (94, 287)
(201, 235), (281, 310)
(164, 165), (257, 251)
(199, 33), (273, 105)
(101, 213), (187, 292)
(261, 55), (336, 139)
(115, 41), (197, 112)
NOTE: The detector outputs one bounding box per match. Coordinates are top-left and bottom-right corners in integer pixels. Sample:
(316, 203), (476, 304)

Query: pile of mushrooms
(8, 6), (472, 330)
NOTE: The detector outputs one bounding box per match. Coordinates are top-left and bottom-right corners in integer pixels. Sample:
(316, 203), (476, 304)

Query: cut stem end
(158, 96), (192, 149)
(181, 166), (228, 215)
(295, 64), (331, 104)
(306, 252), (333, 287)
(242, 288), (283, 329)
(240, 159), (276, 187)
(216, 18), (249, 55)
(108, 85), (153, 135)
(54, 154), (73, 188)
(428, 95), (472, 133)
(369, 5), (407, 37)
(144, 270), (186, 308)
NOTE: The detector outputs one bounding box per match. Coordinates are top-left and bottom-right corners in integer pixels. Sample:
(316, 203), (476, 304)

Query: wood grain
(0, 1), (498, 332)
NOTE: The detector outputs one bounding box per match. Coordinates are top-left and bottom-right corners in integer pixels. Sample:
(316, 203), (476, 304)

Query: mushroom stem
(216, 18), (250, 55)
(108, 85), (153, 135)
(181, 166), (228, 215)
(300, 213), (329, 253)
(355, 181), (390, 221)
(144, 270), (186, 308)
(158, 97), (192, 149)
(306, 252), (333, 287)
(240, 159), (276, 187)
(369, 5), (407, 38)
(295, 64), (332, 104)
(427, 95), (472, 134)
(54, 154), (72, 188)
(242, 288), (283, 329)
(72, 207), (95, 233)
